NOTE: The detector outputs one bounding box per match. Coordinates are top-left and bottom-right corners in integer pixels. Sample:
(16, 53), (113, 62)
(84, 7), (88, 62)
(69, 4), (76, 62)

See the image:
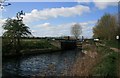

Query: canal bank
(3, 48), (61, 58)
(3, 40), (81, 58)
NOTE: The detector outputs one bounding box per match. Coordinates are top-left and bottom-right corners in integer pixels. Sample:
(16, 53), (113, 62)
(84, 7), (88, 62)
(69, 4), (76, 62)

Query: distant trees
(93, 14), (119, 40)
(2, 11), (32, 53)
(71, 23), (82, 40)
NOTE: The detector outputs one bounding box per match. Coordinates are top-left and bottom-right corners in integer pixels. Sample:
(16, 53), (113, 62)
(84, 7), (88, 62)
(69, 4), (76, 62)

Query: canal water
(2, 49), (84, 77)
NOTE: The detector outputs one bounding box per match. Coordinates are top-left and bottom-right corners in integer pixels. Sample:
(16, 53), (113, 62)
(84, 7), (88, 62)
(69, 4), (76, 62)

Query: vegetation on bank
(82, 39), (119, 77)
(21, 39), (56, 50)
(92, 44), (119, 77)
(104, 40), (120, 49)
(92, 13), (119, 77)
(2, 11), (32, 55)
(2, 11), (58, 56)
(2, 39), (58, 56)
(82, 40), (96, 51)
(93, 13), (119, 40)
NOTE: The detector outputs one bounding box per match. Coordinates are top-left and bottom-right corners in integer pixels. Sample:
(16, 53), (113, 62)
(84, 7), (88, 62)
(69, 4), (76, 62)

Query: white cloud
(36, 23), (51, 28)
(31, 20), (97, 38)
(92, 0), (119, 2)
(23, 5), (90, 23)
(0, 18), (6, 36)
(8, 0), (119, 2)
(0, 18), (97, 38)
(77, 0), (118, 9)
(0, 19), (5, 24)
(93, 0), (118, 10)
(0, 17), (97, 38)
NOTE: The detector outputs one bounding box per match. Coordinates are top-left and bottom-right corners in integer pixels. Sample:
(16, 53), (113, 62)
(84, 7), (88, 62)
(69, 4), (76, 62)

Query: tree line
(93, 13), (120, 40)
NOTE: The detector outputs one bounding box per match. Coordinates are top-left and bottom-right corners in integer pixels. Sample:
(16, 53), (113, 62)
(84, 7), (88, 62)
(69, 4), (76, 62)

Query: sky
(0, 1), (118, 38)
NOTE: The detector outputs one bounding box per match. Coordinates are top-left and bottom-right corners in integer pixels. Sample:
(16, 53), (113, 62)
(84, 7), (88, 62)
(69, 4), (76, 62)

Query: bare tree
(71, 23), (82, 40)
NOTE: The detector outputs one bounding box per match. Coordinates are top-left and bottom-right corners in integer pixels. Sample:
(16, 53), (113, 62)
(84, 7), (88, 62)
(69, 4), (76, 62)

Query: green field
(2, 39), (58, 56)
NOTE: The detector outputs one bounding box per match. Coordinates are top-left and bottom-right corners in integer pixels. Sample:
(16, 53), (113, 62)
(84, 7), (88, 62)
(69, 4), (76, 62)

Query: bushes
(2, 38), (14, 55)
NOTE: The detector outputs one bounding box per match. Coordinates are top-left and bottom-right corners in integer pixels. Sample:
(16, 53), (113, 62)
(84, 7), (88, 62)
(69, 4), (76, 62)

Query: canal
(2, 49), (84, 77)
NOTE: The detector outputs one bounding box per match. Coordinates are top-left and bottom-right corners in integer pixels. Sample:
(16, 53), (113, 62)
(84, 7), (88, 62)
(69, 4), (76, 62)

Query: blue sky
(0, 2), (118, 38)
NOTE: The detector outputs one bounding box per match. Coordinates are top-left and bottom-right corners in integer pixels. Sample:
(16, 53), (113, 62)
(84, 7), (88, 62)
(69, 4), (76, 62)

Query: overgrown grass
(2, 39), (58, 55)
(81, 40), (119, 77)
(21, 39), (55, 49)
(92, 46), (119, 77)
(104, 40), (120, 49)
(83, 39), (96, 51)
(97, 45), (111, 54)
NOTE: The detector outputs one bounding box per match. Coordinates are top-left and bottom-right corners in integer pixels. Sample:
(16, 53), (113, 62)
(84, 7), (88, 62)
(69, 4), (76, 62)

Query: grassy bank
(104, 40), (120, 49)
(82, 39), (119, 77)
(21, 39), (57, 50)
(2, 39), (59, 56)
(92, 45), (119, 77)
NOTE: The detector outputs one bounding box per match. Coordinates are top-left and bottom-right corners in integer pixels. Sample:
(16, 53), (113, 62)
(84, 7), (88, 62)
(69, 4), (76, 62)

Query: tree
(115, 14), (120, 40)
(93, 14), (118, 40)
(71, 23), (82, 40)
(2, 11), (32, 54)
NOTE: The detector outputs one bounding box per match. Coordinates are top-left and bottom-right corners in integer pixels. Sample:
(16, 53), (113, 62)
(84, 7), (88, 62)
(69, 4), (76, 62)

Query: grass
(2, 39), (58, 55)
(92, 45), (119, 77)
(21, 39), (56, 49)
(82, 39), (96, 51)
(91, 40), (120, 77)
(104, 40), (120, 49)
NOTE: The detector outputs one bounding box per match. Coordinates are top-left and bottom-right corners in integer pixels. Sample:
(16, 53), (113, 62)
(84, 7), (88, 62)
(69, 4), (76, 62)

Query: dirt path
(98, 43), (120, 52)
(110, 47), (120, 52)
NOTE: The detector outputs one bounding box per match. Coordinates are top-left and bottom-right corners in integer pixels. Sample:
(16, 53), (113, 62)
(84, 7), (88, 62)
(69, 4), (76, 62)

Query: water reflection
(3, 49), (83, 77)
